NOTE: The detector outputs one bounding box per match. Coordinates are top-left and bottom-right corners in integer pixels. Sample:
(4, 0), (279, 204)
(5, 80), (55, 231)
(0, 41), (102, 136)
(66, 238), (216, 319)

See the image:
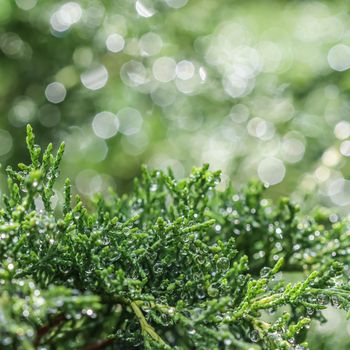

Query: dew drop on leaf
(150, 184), (158, 192)
(153, 263), (163, 274)
(317, 294), (329, 305)
(306, 307), (314, 316)
(214, 224), (222, 233)
(260, 266), (271, 277)
(224, 338), (232, 345)
(331, 295), (340, 308)
(188, 328), (196, 335)
(217, 257), (230, 270)
(250, 330), (259, 342)
(196, 286), (206, 299)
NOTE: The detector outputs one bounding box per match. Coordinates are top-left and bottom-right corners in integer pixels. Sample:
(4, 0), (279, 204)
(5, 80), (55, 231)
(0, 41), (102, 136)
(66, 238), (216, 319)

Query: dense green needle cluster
(1, 125), (350, 349)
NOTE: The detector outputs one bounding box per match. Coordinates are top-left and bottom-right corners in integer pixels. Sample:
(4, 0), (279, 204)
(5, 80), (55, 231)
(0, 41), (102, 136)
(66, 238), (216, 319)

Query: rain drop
(250, 330), (259, 342)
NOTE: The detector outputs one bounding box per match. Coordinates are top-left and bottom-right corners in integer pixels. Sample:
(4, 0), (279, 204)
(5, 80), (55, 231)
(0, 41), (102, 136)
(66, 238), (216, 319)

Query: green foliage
(1, 126), (350, 349)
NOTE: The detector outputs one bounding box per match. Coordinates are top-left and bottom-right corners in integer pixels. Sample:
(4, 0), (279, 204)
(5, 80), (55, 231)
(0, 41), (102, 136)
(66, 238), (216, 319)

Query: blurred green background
(1, 0), (350, 347)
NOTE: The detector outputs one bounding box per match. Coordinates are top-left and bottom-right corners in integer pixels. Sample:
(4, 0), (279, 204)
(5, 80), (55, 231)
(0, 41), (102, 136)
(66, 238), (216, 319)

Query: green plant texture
(1, 126), (350, 349)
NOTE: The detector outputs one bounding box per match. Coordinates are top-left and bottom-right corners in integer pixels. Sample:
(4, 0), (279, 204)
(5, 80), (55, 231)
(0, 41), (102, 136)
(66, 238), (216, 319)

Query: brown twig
(34, 314), (67, 346)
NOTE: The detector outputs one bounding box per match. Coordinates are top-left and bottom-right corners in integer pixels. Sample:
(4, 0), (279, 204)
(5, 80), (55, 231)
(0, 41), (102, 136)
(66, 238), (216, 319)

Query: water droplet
(196, 255), (205, 265)
(217, 257), (230, 271)
(275, 227), (283, 239)
(22, 309), (30, 317)
(161, 313), (171, 326)
(288, 337), (295, 345)
(86, 309), (96, 318)
(2, 337), (12, 346)
(306, 307), (314, 316)
(153, 263), (163, 274)
(196, 286), (206, 299)
(317, 294), (329, 305)
(331, 295), (340, 308)
(150, 184), (158, 192)
(293, 244), (301, 251)
(260, 266), (271, 277)
(224, 338), (232, 345)
(188, 328), (196, 335)
(207, 284), (219, 297)
(233, 229), (241, 236)
(250, 330), (259, 342)
(214, 224), (221, 233)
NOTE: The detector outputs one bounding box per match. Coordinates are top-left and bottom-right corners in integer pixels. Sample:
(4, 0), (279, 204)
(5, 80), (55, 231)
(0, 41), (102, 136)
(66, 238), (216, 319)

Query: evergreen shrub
(1, 126), (350, 349)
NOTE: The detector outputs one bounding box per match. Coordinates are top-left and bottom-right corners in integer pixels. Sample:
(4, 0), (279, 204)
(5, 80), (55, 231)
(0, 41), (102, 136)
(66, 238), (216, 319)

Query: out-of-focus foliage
(2, 0), (350, 211)
(2, 126), (350, 349)
(3, 2), (350, 347)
